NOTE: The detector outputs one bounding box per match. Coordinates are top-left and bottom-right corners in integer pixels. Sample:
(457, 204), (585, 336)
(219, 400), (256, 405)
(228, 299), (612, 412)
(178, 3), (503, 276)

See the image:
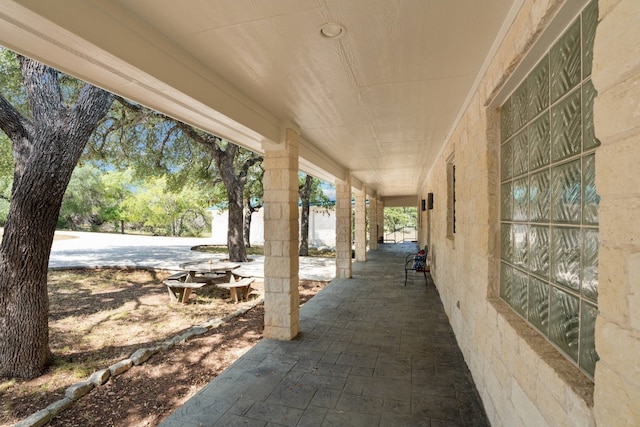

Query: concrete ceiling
(0, 0), (521, 202)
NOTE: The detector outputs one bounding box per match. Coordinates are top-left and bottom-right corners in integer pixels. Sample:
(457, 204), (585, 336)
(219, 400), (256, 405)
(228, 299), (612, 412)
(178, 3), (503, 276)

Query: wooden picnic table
(164, 260), (244, 303)
(178, 260), (240, 282)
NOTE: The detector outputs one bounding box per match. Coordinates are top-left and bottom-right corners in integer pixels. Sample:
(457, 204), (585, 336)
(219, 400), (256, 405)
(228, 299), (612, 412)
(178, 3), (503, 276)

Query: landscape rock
(88, 368), (110, 385)
(46, 397), (74, 416)
(174, 331), (194, 343)
(161, 340), (175, 351)
(65, 381), (95, 400)
(131, 347), (158, 365)
(13, 399), (73, 427)
(12, 407), (51, 427)
(199, 319), (223, 329)
(187, 326), (208, 336)
(109, 358), (133, 377)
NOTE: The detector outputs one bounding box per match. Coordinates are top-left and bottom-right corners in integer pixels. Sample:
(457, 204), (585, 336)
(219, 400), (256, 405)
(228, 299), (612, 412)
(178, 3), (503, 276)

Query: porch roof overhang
(0, 0), (522, 205)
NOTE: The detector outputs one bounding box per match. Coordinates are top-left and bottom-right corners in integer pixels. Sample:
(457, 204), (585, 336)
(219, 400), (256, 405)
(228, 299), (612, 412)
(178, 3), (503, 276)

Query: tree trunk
(210, 143), (247, 262)
(243, 196), (262, 249)
(299, 175), (313, 256)
(0, 133), (65, 377)
(0, 56), (113, 378)
(226, 184), (246, 261)
(244, 205), (252, 248)
(176, 127), (262, 263)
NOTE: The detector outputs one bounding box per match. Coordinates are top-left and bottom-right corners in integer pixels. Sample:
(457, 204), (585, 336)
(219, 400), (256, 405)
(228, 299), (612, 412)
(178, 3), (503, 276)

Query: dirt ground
(0, 268), (327, 427)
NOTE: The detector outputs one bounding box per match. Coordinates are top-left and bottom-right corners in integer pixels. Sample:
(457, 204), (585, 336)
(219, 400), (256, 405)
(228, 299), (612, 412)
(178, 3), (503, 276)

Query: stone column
(262, 128), (299, 340)
(335, 175), (352, 278)
(377, 200), (385, 243)
(369, 197), (378, 250)
(354, 188), (367, 262)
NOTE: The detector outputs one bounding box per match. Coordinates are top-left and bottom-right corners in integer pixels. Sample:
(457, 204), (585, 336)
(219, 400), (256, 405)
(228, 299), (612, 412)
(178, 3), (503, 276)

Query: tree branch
(156, 124), (182, 167)
(174, 121), (204, 143)
(18, 55), (64, 124)
(0, 91), (29, 142)
(239, 151), (262, 177)
(114, 95), (144, 111)
(73, 84), (114, 135)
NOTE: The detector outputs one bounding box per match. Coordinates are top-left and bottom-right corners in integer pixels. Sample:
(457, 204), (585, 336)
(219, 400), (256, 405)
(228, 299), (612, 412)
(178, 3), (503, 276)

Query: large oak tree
(0, 55), (113, 378)
(90, 102), (264, 262)
(177, 126), (262, 262)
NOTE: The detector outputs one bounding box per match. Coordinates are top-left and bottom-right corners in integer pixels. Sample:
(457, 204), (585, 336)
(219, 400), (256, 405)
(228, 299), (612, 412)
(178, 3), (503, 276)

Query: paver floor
(159, 243), (489, 426)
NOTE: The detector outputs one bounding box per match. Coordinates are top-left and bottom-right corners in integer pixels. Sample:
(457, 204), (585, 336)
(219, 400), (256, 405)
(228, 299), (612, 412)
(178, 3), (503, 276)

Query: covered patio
(160, 242), (487, 427)
(3, 0), (640, 425)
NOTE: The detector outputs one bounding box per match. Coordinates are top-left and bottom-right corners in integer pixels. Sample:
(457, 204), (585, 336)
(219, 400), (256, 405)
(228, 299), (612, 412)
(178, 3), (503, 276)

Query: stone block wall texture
(335, 175), (352, 278)
(592, 0), (640, 424)
(263, 128), (300, 340)
(355, 189), (367, 262)
(416, 0), (640, 425)
(376, 200), (384, 243)
(369, 198), (378, 251)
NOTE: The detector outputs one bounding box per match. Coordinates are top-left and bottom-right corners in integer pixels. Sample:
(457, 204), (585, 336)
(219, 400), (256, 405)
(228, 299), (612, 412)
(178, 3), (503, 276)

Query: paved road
(49, 231), (335, 281)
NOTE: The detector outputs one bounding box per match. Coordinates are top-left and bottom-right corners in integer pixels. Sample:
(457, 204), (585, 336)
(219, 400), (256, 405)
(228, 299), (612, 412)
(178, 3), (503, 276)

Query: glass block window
(499, 1), (599, 379)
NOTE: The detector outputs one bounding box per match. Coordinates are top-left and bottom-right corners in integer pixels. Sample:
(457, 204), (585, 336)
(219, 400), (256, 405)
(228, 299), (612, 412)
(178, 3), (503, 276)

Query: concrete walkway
(159, 242), (488, 426)
(49, 231), (335, 281)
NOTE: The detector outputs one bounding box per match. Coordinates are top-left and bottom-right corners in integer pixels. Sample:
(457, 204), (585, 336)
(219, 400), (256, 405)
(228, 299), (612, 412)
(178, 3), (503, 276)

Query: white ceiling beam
(298, 136), (346, 183)
(350, 176), (364, 193)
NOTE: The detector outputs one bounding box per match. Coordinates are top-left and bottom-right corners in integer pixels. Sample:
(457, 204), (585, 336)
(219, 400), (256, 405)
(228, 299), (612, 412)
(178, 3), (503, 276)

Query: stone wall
(416, 0), (640, 425)
(210, 206), (337, 247)
(592, 0), (640, 423)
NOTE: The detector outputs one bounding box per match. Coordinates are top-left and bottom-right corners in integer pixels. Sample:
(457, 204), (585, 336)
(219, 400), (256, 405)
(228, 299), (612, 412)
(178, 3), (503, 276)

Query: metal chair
(404, 246), (429, 286)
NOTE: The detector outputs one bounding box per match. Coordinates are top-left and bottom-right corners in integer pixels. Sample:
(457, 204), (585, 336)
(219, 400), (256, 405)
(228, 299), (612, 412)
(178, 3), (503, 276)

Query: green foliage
(244, 160), (264, 209)
(0, 50), (18, 224)
(0, 134), (12, 224)
(0, 133), (12, 184)
(122, 176), (210, 236)
(99, 169), (134, 231)
(1, 47), (86, 113)
(0, 48), (25, 114)
(298, 173), (333, 208)
(55, 166), (211, 236)
(89, 102), (221, 194)
(384, 207), (417, 233)
(58, 165), (105, 230)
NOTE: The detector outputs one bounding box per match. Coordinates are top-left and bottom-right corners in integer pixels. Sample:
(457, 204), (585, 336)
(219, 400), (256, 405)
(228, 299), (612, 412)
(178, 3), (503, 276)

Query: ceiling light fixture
(320, 22), (345, 39)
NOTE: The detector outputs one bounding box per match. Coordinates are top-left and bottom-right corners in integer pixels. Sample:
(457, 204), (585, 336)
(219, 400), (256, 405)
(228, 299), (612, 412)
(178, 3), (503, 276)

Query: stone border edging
(13, 268), (264, 427)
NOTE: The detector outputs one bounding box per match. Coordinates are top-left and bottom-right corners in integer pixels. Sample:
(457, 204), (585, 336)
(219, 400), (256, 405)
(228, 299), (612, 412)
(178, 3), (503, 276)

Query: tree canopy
(0, 46), (338, 378)
(384, 207), (418, 234)
(87, 98), (264, 260)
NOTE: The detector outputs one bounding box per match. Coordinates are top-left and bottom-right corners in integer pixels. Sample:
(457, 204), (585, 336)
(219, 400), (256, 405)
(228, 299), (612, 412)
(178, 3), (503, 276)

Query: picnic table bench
(167, 271), (189, 281)
(164, 279), (209, 303)
(164, 262), (254, 304)
(217, 277), (255, 303)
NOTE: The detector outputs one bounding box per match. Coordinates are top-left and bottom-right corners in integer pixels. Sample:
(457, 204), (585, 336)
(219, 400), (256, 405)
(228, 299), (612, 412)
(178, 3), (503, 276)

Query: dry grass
(0, 268), (265, 426)
(0, 267), (326, 427)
